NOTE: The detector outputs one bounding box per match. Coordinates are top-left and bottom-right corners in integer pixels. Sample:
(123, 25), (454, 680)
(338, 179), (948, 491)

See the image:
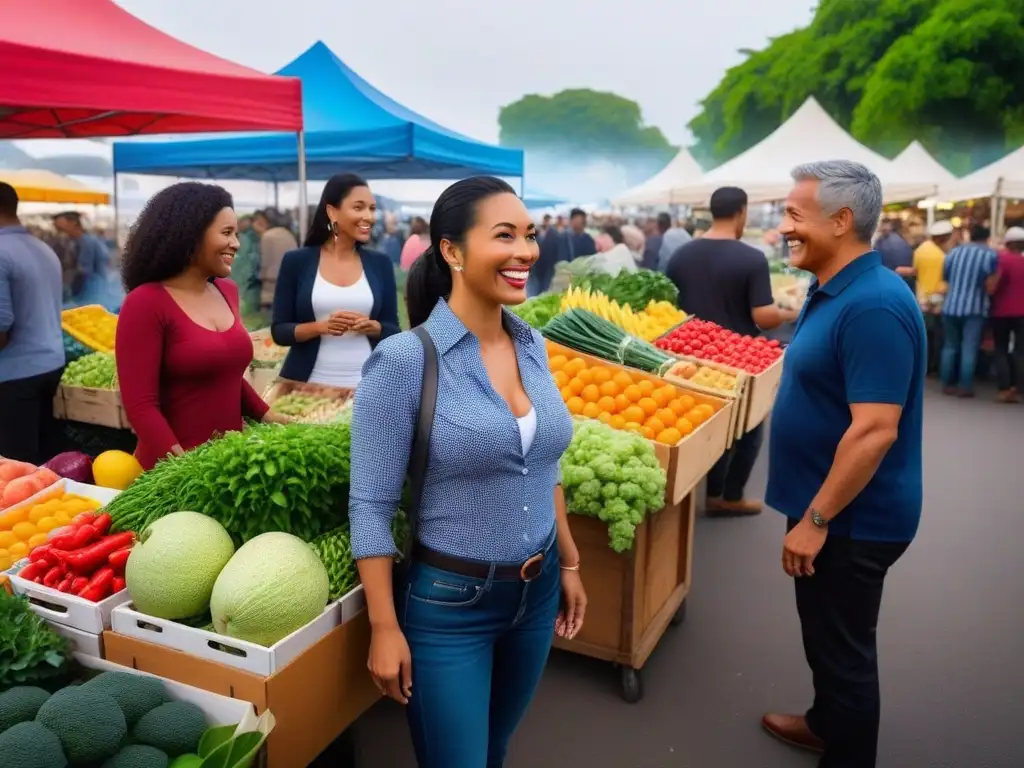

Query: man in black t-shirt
(666, 187), (798, 516)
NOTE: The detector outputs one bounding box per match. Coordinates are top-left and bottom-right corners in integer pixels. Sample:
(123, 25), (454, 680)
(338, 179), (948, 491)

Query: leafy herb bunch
(0, 592), (72, 692)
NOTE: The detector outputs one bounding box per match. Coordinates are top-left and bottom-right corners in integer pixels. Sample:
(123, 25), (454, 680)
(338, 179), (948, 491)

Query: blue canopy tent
(521, 190), (565, 209)
(112, 41), (524, 236)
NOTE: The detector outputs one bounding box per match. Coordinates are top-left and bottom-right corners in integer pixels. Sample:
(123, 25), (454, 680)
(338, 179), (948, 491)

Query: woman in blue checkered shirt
(349, 176), (586, 768)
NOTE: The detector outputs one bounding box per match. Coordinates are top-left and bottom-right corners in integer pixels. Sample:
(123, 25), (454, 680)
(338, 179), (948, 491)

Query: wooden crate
(60, 385), (129, 430)
(743, 356), (784, 432)
(554, 493), (696, 702)
(662, 356), (749, 444)
(546, 342), (733, 505)
(52, 387), (66, 419)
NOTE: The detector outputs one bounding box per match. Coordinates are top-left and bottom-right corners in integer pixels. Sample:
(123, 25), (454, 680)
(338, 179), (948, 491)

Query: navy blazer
(271, 245), (400, 382)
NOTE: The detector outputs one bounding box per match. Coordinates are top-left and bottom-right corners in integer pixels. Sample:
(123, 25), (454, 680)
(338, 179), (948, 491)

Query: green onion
(542, 309), (675, 374)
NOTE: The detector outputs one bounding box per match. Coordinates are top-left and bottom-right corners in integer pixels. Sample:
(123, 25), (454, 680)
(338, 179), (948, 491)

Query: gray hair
(790, 160), (882, 243)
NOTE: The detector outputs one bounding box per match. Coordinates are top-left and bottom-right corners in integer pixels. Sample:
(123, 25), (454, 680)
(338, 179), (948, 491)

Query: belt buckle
(520, 553), (544, 582)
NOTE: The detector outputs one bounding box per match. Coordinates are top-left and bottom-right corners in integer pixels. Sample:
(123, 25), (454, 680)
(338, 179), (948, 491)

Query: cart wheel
(619, 666), (643, 703)
(670, 600), (688, 627)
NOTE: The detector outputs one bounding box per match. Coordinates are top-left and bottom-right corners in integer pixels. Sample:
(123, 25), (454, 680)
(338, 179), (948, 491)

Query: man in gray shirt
(0, 183), (65, 463)
(657, 223), (693, 273)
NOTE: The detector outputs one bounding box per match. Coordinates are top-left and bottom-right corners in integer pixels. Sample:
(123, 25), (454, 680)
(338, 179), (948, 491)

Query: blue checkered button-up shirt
(349, 299), (573, 561)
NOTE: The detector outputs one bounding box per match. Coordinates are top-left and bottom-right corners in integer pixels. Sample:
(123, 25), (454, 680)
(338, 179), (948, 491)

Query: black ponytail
(304, 173), (370, 247)
(403, 176), (517, 328)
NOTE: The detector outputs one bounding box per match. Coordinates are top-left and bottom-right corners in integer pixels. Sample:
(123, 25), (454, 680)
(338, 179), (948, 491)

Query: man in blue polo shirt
(761, 161), (925, 767)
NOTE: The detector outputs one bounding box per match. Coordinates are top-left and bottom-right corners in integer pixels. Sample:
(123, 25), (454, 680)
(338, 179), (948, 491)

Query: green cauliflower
(0, 720), (68, 768)
(36, 686), (127, 765)
(560, 420), (666, 552)
(133, 701), (208, 757)
(103, 744), (170, 768)
(84, 671), (172, 727)
(0, 686), (51, 732)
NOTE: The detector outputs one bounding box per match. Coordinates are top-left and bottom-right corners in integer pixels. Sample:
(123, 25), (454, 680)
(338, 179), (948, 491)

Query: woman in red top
(115, 183), (286, 469)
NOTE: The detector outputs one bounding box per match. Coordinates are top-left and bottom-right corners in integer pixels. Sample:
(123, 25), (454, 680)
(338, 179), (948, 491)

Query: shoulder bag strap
(404, 325), (438, 560)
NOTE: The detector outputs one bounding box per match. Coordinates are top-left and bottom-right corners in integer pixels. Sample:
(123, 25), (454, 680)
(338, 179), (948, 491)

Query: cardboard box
(111, 586), (366, 677)
(105, 608), (380, 768)
(61, 384), (129, 429)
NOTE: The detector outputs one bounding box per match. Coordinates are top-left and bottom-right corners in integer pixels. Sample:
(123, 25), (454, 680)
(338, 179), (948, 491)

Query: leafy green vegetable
(0, 593), (72, 692)
(107, 423), (351, 544)
(61, 352), (117, 388)
(560, 420), (666, 552)
(508, 293), (564, 329)
(571, 268), (678, 310)
(308, 527), (358, 601)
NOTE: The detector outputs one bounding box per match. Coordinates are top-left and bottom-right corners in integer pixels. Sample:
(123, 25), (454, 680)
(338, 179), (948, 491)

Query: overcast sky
(108, 0), (814, 146)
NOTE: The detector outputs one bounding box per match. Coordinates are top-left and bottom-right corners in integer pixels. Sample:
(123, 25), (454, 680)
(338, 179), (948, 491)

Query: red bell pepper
(108, 546), (132, 574)
(57, 574), (73, 593)
(111, 577), (126, 593)
(59, 532), (135, 575)
(91, 513), (112, 536)
(79, 566), (115, 602)
(42, 566), (64, 588)
(18, 561), (48, 583)
(70, 576), (89, 595)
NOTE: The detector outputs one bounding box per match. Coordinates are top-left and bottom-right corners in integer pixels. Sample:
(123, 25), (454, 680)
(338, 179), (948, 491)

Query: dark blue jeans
(939, 315), (985, 391)
(399, 537), (560, 768)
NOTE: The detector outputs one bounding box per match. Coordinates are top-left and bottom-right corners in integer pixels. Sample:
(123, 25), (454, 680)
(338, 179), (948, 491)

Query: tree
(688, 0), (1024, 174)
(499, 89), (675, 169)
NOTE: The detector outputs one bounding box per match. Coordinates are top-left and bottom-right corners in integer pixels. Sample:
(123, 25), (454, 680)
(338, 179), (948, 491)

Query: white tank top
(307, 270), (374, 388)
(517, 407), (537, 454)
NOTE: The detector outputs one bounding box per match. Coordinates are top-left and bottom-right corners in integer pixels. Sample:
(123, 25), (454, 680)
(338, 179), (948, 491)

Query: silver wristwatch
(809, 508), (828, 528)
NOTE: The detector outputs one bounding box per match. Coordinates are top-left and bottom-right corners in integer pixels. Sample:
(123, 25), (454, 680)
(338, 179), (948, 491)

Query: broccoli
(0, 686), (51, 732)
(36, 686), (127, 765)
(133, 701), (208, 757)
(560, 421), (666, 551)
(85, 671), (172, 726)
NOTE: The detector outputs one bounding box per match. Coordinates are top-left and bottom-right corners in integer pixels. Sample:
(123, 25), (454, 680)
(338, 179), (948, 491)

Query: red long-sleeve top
(115, 279), (269, 470)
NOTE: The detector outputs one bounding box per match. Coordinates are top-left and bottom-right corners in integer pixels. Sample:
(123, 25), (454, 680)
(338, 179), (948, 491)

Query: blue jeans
(940, 315), (985, 391)
(399, 536), (560, 768)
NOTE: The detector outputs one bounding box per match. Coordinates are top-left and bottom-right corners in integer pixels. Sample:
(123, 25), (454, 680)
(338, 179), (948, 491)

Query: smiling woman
(270, 173), (399, 387)
(115, 182), (278, 470)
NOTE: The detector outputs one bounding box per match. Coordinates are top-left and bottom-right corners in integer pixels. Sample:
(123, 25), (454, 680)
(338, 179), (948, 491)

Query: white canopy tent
(886, 141), (956, 199)
(661, 98), (935, 205)
(611, 149), (704, 206)
(936, 145), (1024, 202)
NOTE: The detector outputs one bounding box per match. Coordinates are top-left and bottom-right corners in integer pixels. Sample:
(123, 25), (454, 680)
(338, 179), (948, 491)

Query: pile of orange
(549, 352), (717, 445)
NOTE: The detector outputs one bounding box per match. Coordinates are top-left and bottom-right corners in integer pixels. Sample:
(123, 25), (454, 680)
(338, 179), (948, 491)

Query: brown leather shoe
(996, 389), (1021, 403)
(761, 713), (825, 753)
(705, 497), (763, 517)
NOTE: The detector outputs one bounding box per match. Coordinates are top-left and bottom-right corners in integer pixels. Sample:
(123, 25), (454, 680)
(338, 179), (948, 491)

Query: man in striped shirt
(940, 225), (999, 396)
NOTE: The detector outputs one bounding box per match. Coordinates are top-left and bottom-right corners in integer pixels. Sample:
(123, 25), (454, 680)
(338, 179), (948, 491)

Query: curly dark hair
(121, 182), (234, 291)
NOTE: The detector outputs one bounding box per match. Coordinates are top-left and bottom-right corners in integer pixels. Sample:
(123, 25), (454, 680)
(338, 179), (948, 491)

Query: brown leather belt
(412, 543), (546, 582)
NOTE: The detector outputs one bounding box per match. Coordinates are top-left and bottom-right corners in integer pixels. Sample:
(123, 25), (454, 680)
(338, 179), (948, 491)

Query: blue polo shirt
(766, 251), (926, 543)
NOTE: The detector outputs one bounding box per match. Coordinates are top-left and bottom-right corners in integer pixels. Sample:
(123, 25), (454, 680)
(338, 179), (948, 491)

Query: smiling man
(763, 161), (926, 767)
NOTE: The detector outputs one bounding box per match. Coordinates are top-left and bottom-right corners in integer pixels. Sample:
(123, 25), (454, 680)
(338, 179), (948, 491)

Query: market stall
(0, 170), (109, 205)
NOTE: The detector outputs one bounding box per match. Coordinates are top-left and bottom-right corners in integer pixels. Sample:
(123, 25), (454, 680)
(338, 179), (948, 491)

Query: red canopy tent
(0, 0), (303, 138)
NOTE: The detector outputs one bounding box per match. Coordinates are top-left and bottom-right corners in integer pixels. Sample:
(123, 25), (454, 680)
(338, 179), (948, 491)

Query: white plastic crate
(51, 622), (104, 658)
(110, 585), (366, 677)
(9, 559), (132, 633)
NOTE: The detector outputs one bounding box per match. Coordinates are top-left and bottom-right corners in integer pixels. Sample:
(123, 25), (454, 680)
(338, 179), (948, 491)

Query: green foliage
(509, 293), (564, 329)
(107, 422), (352, 545)
(0, 593), (71, 692)
(499, 88), (674, 165)
(688, 0), (1024, 174)
(308, 526), (359, 601)
(570, 269), (678, 309)
(61, 352), (117, 388)
(560, 420), (666, 552)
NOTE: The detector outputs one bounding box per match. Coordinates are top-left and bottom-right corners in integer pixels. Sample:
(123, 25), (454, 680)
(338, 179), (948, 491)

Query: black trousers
(789, 519), (909, 768)
(0, 367), (64, 464)
(706, 422), (764, 501)
(991, 316), (1023, 391)
(922, 312), (943, 376)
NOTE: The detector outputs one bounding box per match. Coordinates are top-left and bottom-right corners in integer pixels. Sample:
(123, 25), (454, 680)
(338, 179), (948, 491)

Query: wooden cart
(554, 490), (696, 702)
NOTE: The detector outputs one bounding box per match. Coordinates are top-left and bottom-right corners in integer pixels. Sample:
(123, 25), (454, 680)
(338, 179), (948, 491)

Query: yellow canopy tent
(0, 169), (109, 205)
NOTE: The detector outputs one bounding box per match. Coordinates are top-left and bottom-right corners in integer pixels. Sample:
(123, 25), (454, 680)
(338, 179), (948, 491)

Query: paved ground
(348, 383), (1024, 767)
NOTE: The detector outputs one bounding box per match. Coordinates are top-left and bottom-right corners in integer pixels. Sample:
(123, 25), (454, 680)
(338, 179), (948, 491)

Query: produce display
(655, 318), (783, 374)
(308, 526), (358, 601)
(560, 420), (666, 552)
(107, 422), (351, 545)
(63, 332), (93, 364)
(269, 393), (332, 417)
(0, 461), (59, 511)
(570, 269), (679, 310)
(549, 349), (719, 444)
(17, 510), (134, 602)
(209, 531), (330, 647)
(125, 512), (235, 620)
(542, 309), (675, 375)
(0, 591), (71, 691)
(0, 490), (104, 571)
(666, 359), (741, 393)
(61, 352), (117, 389)
(42, 452), (95, 485)
(61, 305), (117, 354)
(560, 285), (687, 342)
(509, 292), (564, 330)
(92, 451), (144, 491)
(249, 330), (288, 368)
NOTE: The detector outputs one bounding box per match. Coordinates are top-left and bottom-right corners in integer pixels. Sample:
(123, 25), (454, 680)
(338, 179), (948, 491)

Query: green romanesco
(560, 420), (666, 552)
